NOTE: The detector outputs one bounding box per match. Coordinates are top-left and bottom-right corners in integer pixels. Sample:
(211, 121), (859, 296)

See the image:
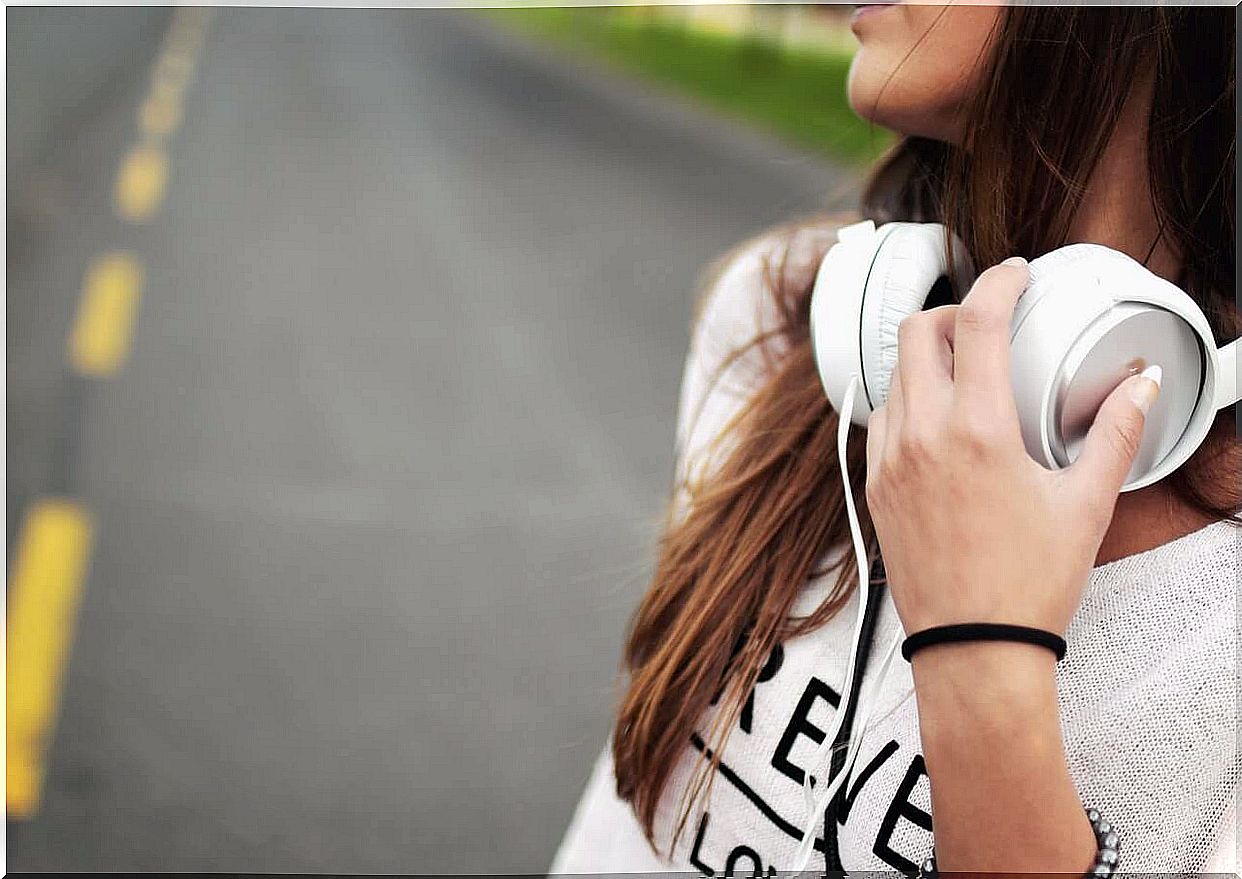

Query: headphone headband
(1215, 340), (1239, 409)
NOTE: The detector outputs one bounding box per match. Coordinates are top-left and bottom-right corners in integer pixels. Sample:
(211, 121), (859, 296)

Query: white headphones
(809, 220), (1240, 491)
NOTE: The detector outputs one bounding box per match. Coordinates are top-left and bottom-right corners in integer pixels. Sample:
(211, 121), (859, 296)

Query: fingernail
(1002, 256), (1028, 267)
(1129, 364), (1163, 414)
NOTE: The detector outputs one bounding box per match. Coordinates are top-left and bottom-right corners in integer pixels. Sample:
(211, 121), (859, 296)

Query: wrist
(910, 638), (1059, 687)
(911, 641), (1062, 755)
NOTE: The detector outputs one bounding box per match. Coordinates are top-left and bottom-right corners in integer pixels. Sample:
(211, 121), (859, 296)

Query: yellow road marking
(162, 41), (199, 70)
(153, 53), (195, 91)
(176, 7), (213, 32)
(68, 253), (145, 377)
(161, 22), (206, 69)
(113, 143), (168, 222)
(139, 90), (183, 138)
(149, 74), (185, 102)
(6, 4), (212, 821)
(6, 498), (96, 819)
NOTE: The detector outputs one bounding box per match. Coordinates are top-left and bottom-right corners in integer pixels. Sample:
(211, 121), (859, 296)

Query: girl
(554, 5), (1238, 874)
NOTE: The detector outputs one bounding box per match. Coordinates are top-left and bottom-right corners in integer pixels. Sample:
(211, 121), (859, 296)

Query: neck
(1064, 72), (1219, 566)
(1065, 71), (1178, 281)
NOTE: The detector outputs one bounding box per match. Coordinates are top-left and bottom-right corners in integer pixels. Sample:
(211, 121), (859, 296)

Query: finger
(1067, 365), (1162, 505)
(883, 355), (905, 460)
(897, 305), (957, 404)
(866, 406), (887, 476)
(953, 257), (1029, 408)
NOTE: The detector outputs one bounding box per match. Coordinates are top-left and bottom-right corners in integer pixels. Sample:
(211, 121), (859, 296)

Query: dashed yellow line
(139, 83), (184, 138)
(12, 7), (211, 822)
(113, 143), (169, 223)
(152, 52), (195, 92)
(68, 252), (145, 377)
(6, 498), (96, 819)
(120, 7), (212, 217)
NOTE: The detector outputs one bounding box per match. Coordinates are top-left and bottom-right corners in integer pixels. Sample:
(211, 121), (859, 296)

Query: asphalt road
(7, 9), (853, 872)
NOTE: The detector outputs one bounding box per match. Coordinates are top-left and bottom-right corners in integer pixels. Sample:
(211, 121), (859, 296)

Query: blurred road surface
(7, 8), (852, 871)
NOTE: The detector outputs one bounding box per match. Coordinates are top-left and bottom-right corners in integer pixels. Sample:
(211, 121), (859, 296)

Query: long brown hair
(612, 6), (1238, 850)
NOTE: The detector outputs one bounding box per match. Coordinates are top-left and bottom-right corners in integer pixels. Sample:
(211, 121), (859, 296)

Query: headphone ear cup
(1011, 243), (1213, 491)
(859, 224), (972, 409)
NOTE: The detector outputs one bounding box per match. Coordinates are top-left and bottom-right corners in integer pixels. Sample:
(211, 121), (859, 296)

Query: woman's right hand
(863, 256), (1161, 641)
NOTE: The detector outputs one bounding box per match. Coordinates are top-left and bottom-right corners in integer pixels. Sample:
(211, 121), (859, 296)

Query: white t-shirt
(551, 230), (1241, 875)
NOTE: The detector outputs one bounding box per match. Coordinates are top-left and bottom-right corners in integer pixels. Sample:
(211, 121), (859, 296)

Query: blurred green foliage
(487, 6), (893, 166)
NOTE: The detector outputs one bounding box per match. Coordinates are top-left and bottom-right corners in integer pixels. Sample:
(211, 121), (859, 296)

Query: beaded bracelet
(916, 806), (1120, 878)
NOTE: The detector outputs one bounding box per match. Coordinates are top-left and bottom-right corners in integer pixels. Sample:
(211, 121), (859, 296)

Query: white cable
(789, 376), (903, 875)
(796, 375), (869, 816)
(789, 630), (904, 873)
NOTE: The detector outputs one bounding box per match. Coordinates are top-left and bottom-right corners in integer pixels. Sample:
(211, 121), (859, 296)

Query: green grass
(485, 7), (892, 166)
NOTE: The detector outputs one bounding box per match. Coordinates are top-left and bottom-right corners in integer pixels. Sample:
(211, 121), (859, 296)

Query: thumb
(1069, 364), (1163, 499)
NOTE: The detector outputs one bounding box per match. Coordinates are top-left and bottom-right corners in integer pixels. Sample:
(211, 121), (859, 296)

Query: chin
(847, 51), (959, 143)
(845, 3), (1002, 144)
(845, 53), (883, 126)
(846, 52), (909, 134)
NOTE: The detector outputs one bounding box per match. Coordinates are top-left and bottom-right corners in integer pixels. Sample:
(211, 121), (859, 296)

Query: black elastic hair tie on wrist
(901, 623), (1067, 663)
